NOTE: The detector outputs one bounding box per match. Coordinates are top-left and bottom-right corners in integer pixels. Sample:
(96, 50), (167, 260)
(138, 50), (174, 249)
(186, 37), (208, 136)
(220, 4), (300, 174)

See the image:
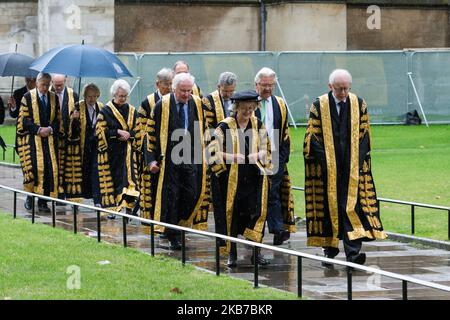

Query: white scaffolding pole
(407, 72), (429, 127)
(276, 80), (297, 129)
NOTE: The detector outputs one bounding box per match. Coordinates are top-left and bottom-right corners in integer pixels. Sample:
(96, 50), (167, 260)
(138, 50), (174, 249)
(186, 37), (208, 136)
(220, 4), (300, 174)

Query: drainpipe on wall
(260, 0), (266, 51)
(448, 0), (450, 47)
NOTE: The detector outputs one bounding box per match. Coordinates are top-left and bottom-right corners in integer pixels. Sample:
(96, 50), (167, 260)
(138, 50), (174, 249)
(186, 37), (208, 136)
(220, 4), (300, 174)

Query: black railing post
(297, 256), (302, 298)
(123, 216), (127, 247)
(13, 191), (16, 219)
(13, 149), (16, 163)
(402, 280), (408, 300)
(31, 196), (35, 224)
(52, 201), (56, 228)
(215, 238), (220, 276)
(347, 267), (353, 300)
(2, 148), (5, 161)
(253, 247), (259, 288)
(448, 210), (450, 240)
(96, 210), (101, 242)
(411, 205), (415, 235)
(73, 205), (77, 234)
(150, 223), (155, 257)
(181, 230), (186, 265)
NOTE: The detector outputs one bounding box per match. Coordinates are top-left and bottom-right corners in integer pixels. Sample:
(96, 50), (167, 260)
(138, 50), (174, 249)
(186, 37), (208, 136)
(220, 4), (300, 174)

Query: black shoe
(281, 230), (290, 242)
(38, 204), (50, 213)
(347, 253), (366, 265)
(227, 255), (237, 268)
(250, 254), (270, 266)
(169, 240), (182, 251)
(107, 214), (116, 220)
(24, 197), (32, 211)
(321, 250), (338, 268)
(321, 261), (335, 269)
(273, 230), (290, 245)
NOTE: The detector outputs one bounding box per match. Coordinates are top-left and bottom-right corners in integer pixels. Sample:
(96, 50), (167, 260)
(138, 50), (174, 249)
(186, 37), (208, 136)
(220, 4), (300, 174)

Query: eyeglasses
(332, 86), (351, 93)
(258, 83), (275, 89)
(116, 94), (128, 99)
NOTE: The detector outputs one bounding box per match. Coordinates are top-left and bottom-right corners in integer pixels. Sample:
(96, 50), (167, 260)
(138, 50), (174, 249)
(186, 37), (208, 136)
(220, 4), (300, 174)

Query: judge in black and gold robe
(173, 60), (203, 98)
(96, 80), (139, 213)
(135, 68), (173, 219)
(51, 74), (79, 202)
(16, 73), (60, 212)
(255, 67), (296, 246)
(207, 90), (272, 267)
(144, 72), (210, 250)
(203, 71), (237, 242)
(63, 83), (104, 205)
(303, 69), (387, 266)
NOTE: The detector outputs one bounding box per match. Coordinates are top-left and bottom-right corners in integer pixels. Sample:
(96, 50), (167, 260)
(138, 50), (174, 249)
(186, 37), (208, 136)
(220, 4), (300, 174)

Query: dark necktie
(338, 101), (345, 116)
(178, 102), (186, 130)
(41, 95), (48, 121)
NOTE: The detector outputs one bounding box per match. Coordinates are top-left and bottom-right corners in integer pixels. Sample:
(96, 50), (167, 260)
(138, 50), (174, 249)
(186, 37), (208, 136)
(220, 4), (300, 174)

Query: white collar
(332, 92), (346, 105)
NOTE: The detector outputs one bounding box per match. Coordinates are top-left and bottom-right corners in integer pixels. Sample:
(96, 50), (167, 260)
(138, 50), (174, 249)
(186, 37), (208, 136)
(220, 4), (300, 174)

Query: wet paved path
(1, 165), (450, 300)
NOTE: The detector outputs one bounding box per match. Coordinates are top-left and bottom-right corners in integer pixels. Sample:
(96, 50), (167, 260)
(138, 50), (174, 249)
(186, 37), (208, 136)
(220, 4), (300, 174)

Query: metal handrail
(1, 184), (450, 300)
(1, 143), (18, 163)
(292, 186), (450, 239)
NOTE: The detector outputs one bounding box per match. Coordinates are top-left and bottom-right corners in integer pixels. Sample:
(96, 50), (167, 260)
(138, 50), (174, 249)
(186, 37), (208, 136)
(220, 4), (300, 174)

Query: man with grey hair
(202, 71), (237, 241)
(254, 67), (296, 246)
(17, 72), (60, 212)
(172, 60), (203, 98)
(51, 74), (79, 113)
(303, 68), (387, 268)
(135, 67), (174, 219)
(144, 72), (210, 250)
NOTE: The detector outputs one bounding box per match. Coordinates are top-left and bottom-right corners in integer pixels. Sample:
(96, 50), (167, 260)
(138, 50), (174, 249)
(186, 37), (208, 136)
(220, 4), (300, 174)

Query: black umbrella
(0, 44), (38, 96)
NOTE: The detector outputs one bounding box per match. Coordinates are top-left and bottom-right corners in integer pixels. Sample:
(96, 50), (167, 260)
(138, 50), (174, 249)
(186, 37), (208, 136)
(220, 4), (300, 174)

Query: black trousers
(165, 163), (199, 242)
(211, 174), (227, 236)
(323, 213), (362, 260)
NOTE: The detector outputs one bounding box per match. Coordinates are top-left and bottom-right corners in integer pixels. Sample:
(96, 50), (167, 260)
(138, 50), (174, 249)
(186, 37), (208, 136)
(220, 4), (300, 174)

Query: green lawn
(0, 213), (297, 300)
(0, 125), (18, 164)
(1, 124), (449, 240)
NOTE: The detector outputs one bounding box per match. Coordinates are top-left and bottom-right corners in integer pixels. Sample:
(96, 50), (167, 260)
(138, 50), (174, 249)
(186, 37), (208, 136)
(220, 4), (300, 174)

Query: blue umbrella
(0, 47), (39, 96)
(30, 43), (133, 79)
(0, 52), (38, 78)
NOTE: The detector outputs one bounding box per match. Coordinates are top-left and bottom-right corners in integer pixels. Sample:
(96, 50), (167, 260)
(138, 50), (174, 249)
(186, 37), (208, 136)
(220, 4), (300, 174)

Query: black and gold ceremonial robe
(62, 100), (104, 201)
(96, 101), (139, 210)
(303, 92), (387, 248)
(16, 89), (60, 197)
(192, 83), (202, 98)
(203, 90), (227, 128)
(207, 116), (272, 252)
(143, 93), (210, 231)
(255, 95), (296, 233)
(135, 92), (161, 219)
(56, 87), (79, 198)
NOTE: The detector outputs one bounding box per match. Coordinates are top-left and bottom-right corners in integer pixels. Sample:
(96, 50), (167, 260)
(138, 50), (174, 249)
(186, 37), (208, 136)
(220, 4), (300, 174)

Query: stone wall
(266, 2), (347, 51)
(114, 4), (260, 52)
(38, 0), (114, 54)
(0, 1), (37, 96)
(347, 5), (449, 49)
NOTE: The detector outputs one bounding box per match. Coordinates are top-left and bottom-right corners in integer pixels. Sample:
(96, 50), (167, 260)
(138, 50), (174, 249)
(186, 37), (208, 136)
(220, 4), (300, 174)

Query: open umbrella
(30, 42), (133, 95)
(0, 45), (38, 96)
